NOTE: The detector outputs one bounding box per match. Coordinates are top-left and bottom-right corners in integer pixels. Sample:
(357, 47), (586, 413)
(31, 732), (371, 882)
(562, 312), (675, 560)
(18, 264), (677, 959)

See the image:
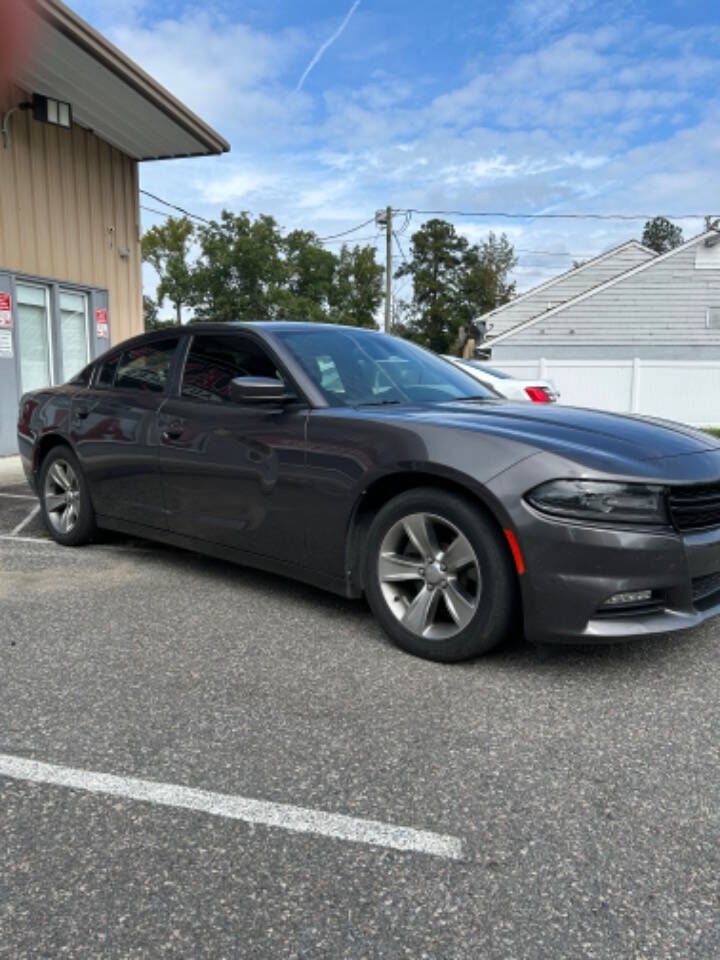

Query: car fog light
(603, 589), (653, 606)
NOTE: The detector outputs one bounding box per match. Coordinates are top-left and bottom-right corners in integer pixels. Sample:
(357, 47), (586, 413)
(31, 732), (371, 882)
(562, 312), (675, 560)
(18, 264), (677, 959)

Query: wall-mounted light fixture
(2, 93), (73, 149)
(32, 93), (73, 129)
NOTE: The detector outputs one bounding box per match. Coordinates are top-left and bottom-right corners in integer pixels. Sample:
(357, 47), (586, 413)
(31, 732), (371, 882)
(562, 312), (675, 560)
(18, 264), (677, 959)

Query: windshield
(276, 328), (496, 406)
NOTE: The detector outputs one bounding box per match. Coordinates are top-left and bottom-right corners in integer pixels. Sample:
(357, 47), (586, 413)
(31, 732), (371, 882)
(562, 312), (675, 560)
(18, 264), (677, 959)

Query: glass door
(59, 290), (89, 381)
(16, 283), (53, 394)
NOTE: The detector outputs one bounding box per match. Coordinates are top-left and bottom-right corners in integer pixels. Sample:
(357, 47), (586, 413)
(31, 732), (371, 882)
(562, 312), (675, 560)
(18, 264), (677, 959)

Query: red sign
(95, 307), (108, 339)
(0, 292), (11, 329)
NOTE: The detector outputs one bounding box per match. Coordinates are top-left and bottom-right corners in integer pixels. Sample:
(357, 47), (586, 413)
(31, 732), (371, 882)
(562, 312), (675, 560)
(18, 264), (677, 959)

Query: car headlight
(526, 479), (668, 525)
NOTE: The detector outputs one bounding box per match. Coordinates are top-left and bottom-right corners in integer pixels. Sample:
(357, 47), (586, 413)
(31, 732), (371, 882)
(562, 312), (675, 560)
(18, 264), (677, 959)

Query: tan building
(0, 0), (228, 453)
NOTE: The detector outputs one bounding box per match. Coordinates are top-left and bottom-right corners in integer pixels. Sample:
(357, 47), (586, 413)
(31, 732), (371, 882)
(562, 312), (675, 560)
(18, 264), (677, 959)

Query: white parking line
(0, 493), (37, 500)
(10, 504), (41, 536)
(0, 535), (53, 544)
(0, 753), (463, 860)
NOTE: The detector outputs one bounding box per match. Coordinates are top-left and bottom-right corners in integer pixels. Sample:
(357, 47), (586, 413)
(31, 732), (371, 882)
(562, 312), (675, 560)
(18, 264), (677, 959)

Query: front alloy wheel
(365, 487), (517, 662)
(378, 512), (481, 640)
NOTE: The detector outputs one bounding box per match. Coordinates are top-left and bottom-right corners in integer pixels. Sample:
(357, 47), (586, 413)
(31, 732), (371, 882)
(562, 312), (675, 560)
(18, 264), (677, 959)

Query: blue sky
(72, 0), (719, 297)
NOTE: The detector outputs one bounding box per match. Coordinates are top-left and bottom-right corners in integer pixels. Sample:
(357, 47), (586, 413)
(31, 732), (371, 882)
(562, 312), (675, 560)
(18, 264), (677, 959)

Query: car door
(71, 336), (181, 528)
(158, 331), (308, 563)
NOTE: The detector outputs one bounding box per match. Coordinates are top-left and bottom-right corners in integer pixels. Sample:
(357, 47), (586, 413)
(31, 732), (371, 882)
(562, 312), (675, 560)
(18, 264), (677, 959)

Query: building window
(16, 282), (53, 394)
(59, 290), (90, 381)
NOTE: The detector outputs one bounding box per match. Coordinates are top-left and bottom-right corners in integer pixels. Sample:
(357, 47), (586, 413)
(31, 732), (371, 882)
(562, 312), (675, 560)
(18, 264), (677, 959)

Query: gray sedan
(18, 322), (720, 661)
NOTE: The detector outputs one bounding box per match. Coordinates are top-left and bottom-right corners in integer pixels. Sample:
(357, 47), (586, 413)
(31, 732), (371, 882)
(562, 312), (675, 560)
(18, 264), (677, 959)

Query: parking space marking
(0, 753), (463, 860)
(0, 535), (53, 544)
(0, 493), (37, 500)
(10, 504), (41, 536)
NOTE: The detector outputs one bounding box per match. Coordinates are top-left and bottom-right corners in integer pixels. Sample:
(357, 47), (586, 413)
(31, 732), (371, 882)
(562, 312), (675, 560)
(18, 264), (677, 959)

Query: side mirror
(229, 376), (296, 404)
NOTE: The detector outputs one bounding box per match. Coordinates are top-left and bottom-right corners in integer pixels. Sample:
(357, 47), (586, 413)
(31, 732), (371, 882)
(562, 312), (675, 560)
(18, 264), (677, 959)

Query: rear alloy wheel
(39, 446), (96, 546)
(365, 488), (517, 661)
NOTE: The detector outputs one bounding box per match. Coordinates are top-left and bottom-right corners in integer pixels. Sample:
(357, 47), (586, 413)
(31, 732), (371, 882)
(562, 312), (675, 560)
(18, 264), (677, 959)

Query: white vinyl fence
(492, 359), (720, 427)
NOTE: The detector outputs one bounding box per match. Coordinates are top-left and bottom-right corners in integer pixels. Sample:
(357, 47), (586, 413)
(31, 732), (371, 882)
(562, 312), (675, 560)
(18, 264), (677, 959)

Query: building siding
(484, 243), (655, 340)
(499, 240), (720, 353)
(0, 82), (142, 345)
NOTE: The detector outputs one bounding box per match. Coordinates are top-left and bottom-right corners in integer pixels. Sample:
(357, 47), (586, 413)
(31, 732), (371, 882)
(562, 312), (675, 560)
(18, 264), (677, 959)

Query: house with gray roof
(485, 231), (720, 361)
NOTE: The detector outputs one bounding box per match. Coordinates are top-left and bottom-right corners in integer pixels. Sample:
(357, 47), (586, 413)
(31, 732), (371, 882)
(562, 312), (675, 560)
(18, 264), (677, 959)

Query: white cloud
(88, 0), (720, 296)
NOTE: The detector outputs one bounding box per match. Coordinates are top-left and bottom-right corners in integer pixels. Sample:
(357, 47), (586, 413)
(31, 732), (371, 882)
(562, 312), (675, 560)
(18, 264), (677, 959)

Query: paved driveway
(0, 458), (718, 959)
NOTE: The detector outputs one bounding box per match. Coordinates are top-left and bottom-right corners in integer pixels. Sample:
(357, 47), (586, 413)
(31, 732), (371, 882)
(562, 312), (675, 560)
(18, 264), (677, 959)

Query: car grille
(691, 571), (720, 608)
(668, 483), (720, 532)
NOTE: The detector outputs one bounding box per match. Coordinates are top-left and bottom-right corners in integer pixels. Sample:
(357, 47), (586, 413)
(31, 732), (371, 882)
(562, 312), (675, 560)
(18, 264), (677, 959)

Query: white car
(443, 356), (559, 403)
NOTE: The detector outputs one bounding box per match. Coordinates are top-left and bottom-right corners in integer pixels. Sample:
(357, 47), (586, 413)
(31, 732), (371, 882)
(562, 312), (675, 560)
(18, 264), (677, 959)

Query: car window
(96, 354), (120, 388)
(277, 329), (495, 406)
(181, 333), (284, 403)
(114, 339), (178, 393)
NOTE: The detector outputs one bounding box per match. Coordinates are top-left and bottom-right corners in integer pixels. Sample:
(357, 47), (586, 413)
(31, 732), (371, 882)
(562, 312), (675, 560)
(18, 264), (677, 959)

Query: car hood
(364, 400), (720, 477)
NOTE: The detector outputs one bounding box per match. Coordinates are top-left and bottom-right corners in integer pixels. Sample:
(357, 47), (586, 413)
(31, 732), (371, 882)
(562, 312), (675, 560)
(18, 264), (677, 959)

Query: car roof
(96, 321), (382, 358)
(197, 321), (381, 334)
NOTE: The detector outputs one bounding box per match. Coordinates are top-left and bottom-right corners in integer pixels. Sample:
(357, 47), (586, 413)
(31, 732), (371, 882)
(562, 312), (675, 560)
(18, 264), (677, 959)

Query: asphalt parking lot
(0, 458), (718, 960)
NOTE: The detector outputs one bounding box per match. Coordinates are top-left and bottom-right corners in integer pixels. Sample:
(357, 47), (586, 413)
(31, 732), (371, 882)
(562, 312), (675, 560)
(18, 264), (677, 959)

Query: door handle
(75, 407), (90, 420)
(161, 425), (183, 441)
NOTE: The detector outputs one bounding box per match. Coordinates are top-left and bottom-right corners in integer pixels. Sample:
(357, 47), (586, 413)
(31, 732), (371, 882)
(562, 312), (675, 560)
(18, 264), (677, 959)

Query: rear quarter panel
(17, 387), (79, 486)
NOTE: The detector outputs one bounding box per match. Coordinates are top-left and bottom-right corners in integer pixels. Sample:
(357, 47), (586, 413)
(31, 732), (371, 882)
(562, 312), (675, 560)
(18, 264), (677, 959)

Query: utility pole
(376, 207), (392, 332)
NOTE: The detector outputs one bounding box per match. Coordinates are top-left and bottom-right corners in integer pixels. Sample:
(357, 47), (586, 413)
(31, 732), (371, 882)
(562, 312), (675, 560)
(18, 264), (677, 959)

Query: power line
(140, 204), (176, 218)
(395, 207), (712, 222)
(316, 217), (378, 241)
(392, 229), (409, 265)
(319, 233), (381, 246)
(139, 189), (211, 224)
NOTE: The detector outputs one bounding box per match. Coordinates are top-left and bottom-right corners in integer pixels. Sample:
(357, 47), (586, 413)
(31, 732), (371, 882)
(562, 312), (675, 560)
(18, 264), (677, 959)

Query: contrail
(296, 0), (362, 91)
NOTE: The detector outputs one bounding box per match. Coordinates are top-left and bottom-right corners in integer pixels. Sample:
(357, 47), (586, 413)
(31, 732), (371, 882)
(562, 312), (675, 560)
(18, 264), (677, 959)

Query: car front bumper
(512, 504), (720, 645)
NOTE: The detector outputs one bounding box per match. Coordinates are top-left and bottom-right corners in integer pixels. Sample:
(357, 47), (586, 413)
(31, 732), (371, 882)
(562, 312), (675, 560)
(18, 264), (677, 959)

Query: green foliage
(329, 244), (384, 328)
(142, 295), (159, 331)
(394, 219), (517, 353)
(189, 212), (287, 323)
(143, 209), (385, 328)
(141, 216), (195, 324)
(143, 295), (177, 332)
(274, 229), (338, 323)
(641, 216), (683, 254)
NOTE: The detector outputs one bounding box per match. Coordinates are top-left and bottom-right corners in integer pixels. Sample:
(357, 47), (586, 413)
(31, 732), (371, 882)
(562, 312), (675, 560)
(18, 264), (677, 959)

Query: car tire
(364, 487), (517, 662)
(39, 445), (97, 546)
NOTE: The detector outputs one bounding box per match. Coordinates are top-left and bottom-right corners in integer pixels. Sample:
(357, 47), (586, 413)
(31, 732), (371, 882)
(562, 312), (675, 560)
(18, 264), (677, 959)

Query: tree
(187, 210), (385, 327)
(190, 211), (286, 323)
(143, 295), (159, 331)
(329, 243), (384, 328)
(141, 216), (195, 324)
(393, 219), (468, 352)
(274, 229), (338, 323)
(142, 208), (385, 328)
(394, 219), (517, 353)
(143, 295), (176, 331)
(642, 217), (683, 254)
(457, 232), (516, 325)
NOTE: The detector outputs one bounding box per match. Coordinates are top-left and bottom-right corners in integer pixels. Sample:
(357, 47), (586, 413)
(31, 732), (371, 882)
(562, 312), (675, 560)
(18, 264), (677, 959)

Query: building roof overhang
(12, 0), (229, 161)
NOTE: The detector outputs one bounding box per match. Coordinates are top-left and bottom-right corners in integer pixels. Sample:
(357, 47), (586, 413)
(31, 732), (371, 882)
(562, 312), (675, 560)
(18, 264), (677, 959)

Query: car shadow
(92, 531), (709, 675)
